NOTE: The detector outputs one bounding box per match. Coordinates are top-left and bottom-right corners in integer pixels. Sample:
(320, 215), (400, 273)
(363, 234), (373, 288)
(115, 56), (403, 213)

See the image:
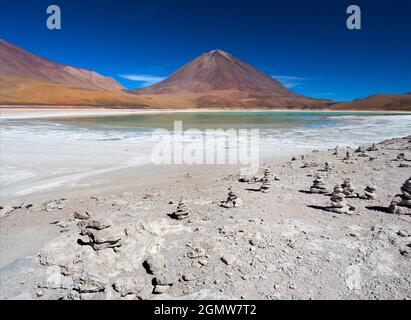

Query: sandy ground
(0, 133), (410, 300)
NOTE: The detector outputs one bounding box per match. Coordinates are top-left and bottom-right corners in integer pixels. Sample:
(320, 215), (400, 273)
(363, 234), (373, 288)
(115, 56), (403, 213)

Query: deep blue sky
(1, 0), (410, 101)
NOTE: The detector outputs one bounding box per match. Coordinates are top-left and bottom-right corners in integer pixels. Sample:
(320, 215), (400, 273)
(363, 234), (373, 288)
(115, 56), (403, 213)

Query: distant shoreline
(1, 107), (410, 120)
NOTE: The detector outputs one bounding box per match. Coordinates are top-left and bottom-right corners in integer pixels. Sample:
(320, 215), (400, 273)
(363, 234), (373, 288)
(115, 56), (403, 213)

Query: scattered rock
(153, 285), (170, 294)
(182, 274), (195, 282)
(187, 247), (207, 259)
(73, 211), (90, 220)
(221, 254), (237, 265)
(73, 271), (107, 294)
(155, 270), (178, 286)
(144, 255), (166, 274)
(113, 277), (145, 297)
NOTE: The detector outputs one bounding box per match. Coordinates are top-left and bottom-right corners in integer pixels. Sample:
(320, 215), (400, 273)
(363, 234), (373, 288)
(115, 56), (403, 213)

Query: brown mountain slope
(0, 39), (124, 92)
(129, 50), (331, 109)
(331, 93), (411, 111)
(0, 74), (148, 107)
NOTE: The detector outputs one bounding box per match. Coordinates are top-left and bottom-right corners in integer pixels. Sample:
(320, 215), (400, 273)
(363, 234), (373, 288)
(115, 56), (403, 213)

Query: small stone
(153, 285), (170, 294)
(198, 258), (208, 266)
(187, 247), (207, 259)
(144, 255), (165, 274)
(36, 290), (44, 298)
(113, 277), (145, 297)
(73, 211), (90, 220)
(398, 230), (410, 237)
(155, 270), (178, 286)
(221, 254), (237, 265)
(182, 274), (195, 282)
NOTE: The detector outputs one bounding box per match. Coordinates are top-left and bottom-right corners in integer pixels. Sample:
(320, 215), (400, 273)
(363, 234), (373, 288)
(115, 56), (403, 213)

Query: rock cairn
(310, 175), (328, 194)
(341, 178), (356, 198)
(389, 177), (411, 215)
(367, 144), (378, 151)
(344, 150), (351, 161)
(78, 218), (123, 251)
(322, 162), (331, 172)
(397, 153), (405, 161)
(221, 187), (243, 208)
(355, 146), (366, 153)
(170, 197), (191, 220)
(333, 146), (339, 156)
(355, 146), (369, 157)
(260, 168), (272, 193)
(325, 185), (353, 214)
(362, 185), (377, 200)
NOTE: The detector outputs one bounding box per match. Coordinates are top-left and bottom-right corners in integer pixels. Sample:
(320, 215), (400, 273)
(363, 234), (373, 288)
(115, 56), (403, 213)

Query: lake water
(1, 111), (411, 149)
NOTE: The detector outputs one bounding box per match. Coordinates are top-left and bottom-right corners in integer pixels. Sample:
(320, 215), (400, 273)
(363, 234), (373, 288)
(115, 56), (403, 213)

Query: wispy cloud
(272, 75), (308, 89)
(119, 74), (166, 86)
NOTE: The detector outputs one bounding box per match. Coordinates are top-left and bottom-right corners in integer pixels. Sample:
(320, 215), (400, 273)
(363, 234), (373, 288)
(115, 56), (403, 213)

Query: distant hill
(331, 93), (411, 111)
(0, 39), (124, 92)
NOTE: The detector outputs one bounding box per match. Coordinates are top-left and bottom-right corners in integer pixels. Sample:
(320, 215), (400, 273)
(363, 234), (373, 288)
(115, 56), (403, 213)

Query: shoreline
(1, 107), (410, 120)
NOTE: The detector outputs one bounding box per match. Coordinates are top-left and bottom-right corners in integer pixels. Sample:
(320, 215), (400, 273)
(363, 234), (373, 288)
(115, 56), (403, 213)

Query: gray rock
(144, 255), (165, 274)
(73, 211), (90, 220)
(153, 285), (170, 294)
(221, 254), (237, 265)
(74, 271), (107, 293)
(155, 270), (178, 286)
(113, 277), (145, 297)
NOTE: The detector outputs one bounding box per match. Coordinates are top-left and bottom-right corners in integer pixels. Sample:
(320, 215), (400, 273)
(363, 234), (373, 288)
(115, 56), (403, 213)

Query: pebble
(221, 254), (237, 265)
(182, 274), (195, 282)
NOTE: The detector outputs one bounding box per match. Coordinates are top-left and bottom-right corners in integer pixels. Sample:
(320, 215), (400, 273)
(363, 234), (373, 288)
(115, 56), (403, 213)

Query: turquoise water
(2, 111), (410, 149)
(48, 111), (410, 131)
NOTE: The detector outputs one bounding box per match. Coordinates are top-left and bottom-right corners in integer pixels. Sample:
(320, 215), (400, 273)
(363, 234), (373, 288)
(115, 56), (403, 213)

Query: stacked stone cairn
(170, 197), (191, 220)
(325, 185), (353, 214)
(260, 168), (272, 193)
(361, 185), (377, 200)
(323, 162), (331, 172)
(78, 218), (123, 251)
(221, 187), (243, 208)
(367, 144), (378, 152)
(344, 150), (351, 161)
(389, 177), (411, 215)
(355, 146), (366, 153)
(310, 175), (328, 194)
(341, 178), (356, 198)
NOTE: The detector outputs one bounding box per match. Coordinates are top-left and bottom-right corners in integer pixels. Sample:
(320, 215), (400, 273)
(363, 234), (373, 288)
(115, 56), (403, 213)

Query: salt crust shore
(0, 134), (410, 300)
